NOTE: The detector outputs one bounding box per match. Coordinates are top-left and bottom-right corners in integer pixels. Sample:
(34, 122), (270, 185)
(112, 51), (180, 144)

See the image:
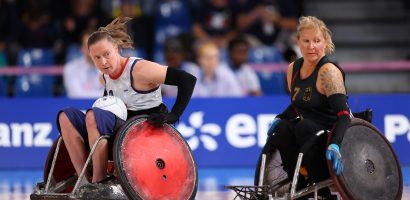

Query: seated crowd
(0, 0), (303, 97)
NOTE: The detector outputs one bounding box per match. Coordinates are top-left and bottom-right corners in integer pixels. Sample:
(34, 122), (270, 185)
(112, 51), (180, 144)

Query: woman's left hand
(326, 144), (344, 175)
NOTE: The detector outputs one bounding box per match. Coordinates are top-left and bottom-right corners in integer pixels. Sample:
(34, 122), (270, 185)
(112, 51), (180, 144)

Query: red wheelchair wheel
(114, 117), (198, 200)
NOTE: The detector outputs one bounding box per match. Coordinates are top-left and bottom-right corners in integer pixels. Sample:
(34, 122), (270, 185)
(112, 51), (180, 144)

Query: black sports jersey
(290, 56), (346, 128)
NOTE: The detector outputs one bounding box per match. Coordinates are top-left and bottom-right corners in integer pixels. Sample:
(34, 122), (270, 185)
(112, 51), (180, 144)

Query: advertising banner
(0, 95), (409, 169)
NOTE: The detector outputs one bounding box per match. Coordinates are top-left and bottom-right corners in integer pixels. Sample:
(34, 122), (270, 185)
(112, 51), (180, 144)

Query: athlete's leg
(58, 112), (88, 177)
(270, 120), (298, 177)
(85, 110), (108, 183)
(294, 119), (330, 196)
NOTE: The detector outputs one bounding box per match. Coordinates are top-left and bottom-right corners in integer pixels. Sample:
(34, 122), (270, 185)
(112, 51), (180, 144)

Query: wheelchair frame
(31, 117), (199, 200)
(226, 130), (334, 200)
(30, 135), (128, 199)
(226, 117), (403, 200)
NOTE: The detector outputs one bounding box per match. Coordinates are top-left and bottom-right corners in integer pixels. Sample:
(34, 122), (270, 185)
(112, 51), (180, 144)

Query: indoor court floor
(0, 167), (409, 200)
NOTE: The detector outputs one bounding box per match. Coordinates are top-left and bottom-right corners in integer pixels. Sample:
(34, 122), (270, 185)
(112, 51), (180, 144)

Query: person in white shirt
(57, 17), (196, 183)
(228, 36), (262, 96)
(193, 40), (243, 97)
(64, 30), (104, 98)
(161, 37), (200, 97)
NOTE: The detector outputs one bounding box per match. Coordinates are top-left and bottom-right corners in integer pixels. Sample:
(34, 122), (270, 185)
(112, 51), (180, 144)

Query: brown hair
(88, 17), (134, 49)
(296, 16), (335, 54)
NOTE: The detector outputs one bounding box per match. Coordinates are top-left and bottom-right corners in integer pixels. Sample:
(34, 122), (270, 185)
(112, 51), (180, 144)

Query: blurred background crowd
(0, 0), (409, 98)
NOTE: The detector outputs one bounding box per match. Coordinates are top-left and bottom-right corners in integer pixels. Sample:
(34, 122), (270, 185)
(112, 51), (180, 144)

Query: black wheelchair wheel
(113, 116), (198, 200)
(254, 141), (290, 196)
(329, 118), (403, 200)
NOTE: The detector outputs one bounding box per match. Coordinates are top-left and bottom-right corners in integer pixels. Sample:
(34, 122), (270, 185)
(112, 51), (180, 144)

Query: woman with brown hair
(57, 17), (196, 183)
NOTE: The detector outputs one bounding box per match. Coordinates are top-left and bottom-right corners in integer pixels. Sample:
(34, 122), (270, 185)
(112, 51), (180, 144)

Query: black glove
(147, 112), (179, 127)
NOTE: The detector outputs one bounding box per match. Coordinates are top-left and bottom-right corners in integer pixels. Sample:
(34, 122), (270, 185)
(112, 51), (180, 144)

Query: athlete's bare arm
(286, 62), (295, 92)
(317, 63), (346, 96)
(131, 60), (167, 91)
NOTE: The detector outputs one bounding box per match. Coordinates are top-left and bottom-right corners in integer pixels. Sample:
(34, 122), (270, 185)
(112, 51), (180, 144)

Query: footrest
(225, 185), (270, 200)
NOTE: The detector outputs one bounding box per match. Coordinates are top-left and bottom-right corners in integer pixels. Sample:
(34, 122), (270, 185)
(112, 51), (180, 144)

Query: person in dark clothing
(233, 0), (300, 47)
(267, 16), (348, 199)
(191, 0), (237, 48)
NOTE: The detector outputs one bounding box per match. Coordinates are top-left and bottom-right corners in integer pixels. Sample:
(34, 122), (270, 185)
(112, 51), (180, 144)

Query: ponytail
(88, 16), (134, 49)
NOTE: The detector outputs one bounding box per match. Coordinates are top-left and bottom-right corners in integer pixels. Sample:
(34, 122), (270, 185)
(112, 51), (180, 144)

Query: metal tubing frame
(291, 179), (333, 200)
(290, 130), (327, 200)
(71, 135), (109, 194)
(258, 154), (267, 187)
(45, 137), (63, 192)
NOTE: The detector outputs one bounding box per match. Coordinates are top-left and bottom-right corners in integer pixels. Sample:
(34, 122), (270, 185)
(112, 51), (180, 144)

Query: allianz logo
(176, 111), (276, 151)
(384, 114), (410, 143)
(2, 114), (405, 149)
(0, 123), (53, 147)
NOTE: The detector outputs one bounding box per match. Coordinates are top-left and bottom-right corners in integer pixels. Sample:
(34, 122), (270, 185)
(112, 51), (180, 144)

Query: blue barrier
(0, 95), (409, 169)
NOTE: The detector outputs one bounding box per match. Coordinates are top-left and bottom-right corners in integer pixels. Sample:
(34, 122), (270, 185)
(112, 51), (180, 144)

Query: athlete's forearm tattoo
(319, 66), (346, 96)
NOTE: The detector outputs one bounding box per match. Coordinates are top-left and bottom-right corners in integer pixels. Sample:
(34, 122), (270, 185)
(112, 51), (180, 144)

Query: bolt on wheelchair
(226, 110), (403, 200)
(30, 116), (198, 200)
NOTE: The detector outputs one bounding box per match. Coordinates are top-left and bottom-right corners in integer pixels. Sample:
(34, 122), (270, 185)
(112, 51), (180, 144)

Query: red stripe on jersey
(110, 57), (130, 80)
(337, 110), (350, 117)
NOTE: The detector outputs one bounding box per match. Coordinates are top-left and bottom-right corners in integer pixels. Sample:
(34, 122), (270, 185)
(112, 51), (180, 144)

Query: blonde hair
(88, 17), (134, 49)
(195, 40), (219, 57)
(296, 16), (334, 54)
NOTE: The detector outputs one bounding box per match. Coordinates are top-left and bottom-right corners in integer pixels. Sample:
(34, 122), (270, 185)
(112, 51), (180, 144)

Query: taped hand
(326, 144), (344, 175)
(267, 118), (281, 137)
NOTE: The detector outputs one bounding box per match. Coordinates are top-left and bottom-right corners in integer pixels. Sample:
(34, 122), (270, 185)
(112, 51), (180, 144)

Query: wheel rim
(330, 118), (403, 200)
(114, 118), (198, 200)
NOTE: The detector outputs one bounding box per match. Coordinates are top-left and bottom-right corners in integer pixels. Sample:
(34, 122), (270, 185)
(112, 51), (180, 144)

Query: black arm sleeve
(164, 67), (197, 118)
(328, 93), (352, 146)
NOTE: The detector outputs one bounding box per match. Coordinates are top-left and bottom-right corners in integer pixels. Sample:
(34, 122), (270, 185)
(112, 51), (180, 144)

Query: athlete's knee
(85, 110), (97, 129)
(58, 112), (74, 136)
(58, 112), (70, 125)
(271, 120), (295, 147)
(294, 119), (321, 144)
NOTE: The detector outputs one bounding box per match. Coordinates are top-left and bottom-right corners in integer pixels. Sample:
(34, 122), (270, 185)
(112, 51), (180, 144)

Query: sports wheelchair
(226, 110), (403, 200)
(30, 116), (198, 200)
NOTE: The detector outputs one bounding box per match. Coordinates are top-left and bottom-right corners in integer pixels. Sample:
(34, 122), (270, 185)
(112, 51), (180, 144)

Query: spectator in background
(16, 0), (61, 50)
(161, 37), (200, 97)
(117, 0), (154, 60)
(227, 36), (262, 96)
(193, 40), (243, 97)
(61, 0), (110, 46)
(233, 0), (300, 50)
(404, 0), (410, 60)
(63, 30), (104, 98)
(0, 0), (19, 64)
(0, 0), (18, 51)
(191, 0), (236, 48)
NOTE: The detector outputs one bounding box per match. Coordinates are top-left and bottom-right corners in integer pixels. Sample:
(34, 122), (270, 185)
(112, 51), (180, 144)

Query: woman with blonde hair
(193, 40), (243, 97)
(266, 16), (349, 199)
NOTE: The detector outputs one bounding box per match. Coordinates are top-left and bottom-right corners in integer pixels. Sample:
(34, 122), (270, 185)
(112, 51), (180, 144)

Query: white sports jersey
(103, 57), (163, 111)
